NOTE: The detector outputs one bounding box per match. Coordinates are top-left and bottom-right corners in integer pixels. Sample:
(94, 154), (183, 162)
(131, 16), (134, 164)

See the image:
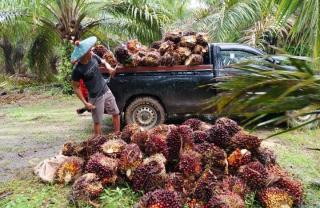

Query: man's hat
(71, 36), (97, 63)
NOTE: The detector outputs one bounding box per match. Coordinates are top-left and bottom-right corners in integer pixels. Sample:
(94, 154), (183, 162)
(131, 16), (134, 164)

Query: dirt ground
(0, 92), (113, 182)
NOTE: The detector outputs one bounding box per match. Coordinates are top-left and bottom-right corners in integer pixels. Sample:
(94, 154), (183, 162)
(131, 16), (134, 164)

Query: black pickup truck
(103, 43), (266, 129)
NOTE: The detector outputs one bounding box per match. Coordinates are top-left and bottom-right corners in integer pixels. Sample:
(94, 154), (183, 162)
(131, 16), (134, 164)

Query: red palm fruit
(274, 177), (304, 206)
(101, 139), (127, 158)
(159, 40), (176, 55)
(207, 192), (245, 208)
(165, 172), (184, 193)
(121, 123), (141, 143)
(193, 169), (218, 203)
(71, 173), (103, 202)
(192, 131), (208, 144)
(215, 117), (242, 137)
(164, 31), (182, 44)
(182, 118), (203, 131)
(180, 35), (197, 49)
(230, 131), (261, 151)
(176, 47), (192, 62)
(132, 154), (167, 192)
(131, 129), (149, 152)
(253, 147), (276, 166)
(114, 45), (131, 65)
(136, 189), (182, 208)
(166, 126), (182, 162)
(75, 135), (107, 159)
(187, 199), (206, 208)
(266, 164), (289, 178)
(140, 51), (161, 66)
(160, 52), (177, 66)
(118, 143), (143, 179)
(61, 141), (77, 156)
(149, 124), (172, 137)
(178, 125), (194, 150)
(179, 150), (202, 179)
(185, 54), (204, 66)
(85, 153), (118, 186)
(194, 142), (227, 174)
(196, 33), (209, 47)
(227, 149), (252, 170)
(258, 187), (293, 208)
(206, 124), (232, 148)
(56, 156), (84, 184)
(238, 161), (268, 189)
(93, 44), (108, 58)
(221, 176), (251, 199)
(150, 40), (162, 49)
(145, 133), (169, 159)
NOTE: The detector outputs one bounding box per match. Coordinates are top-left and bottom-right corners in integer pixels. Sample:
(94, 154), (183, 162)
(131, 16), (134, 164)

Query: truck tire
(125, 97), (166, 129)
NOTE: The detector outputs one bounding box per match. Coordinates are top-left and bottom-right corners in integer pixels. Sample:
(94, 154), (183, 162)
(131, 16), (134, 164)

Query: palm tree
(209, 55), (320, 136)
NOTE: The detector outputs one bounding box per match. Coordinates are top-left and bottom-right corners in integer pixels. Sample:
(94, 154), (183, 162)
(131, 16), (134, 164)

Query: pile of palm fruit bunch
(114, 31), (209, 67)
(53, 117), (303, 207)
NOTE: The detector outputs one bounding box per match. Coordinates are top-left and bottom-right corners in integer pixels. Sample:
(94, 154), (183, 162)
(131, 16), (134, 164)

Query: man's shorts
(89, 89), (120, 124)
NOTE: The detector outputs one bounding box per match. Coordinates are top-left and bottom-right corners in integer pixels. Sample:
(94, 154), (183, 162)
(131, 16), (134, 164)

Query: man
(71, 36), (120, 135)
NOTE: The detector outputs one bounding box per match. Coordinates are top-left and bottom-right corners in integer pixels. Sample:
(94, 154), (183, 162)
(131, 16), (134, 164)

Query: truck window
(219, 50), (256, 67)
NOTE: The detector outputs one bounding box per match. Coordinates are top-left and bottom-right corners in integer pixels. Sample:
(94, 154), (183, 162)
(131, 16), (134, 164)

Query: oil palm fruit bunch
(207, 191), (245, 208)
(118, 143), (143, 179)
(196, 33), (209, 47)
(85, 153), (118, 186)
(121, 123), (141, 143)
(221, 176), (251, 199)
(206, 123), (233, 149)
(71, 173), (103, 202)
(185, 54), (204, 66)
(258, 187), (293, 208)
(166, 126), (182, 162)
(93, 45), (108, 58)
(159, 40), (176, 56)
(150, 40), (162, 49)
(135, 189), (182, 208)
(165, 172), (184, 193)
(160, 52), (177, 66)
(192, 131), (209, 144)
(182, 118), (212, 131)
(61, 141), (77, 156)
(101, 139), (127, 158)
(56, 156), (84, 184)
(164, 31), (182, 44)
(230, 131), (261, 151)
(179, 150), (202, 179)
(180, 35), (197, 49)
(75, 135), (107, 159)
(215, 117), (242, 137)
(127, 39), (142, 54)
(193, 169), (218, 203)
(145, 133), (169, 159)
(227, 149), (252, 170)
(194, 142), (227, 174)
(140, 51), (161, 66)
(176, 47), (192, 63)
(274, 176), (303, 206)
(178, 125), (194, 150)
(131, 129), (149, 152)
(193, 45), (207, 55)
(132, 154), (167, 192)
(114, 45), (132, 65)
(103, 50), (118, 67)
(253, 147), (276, 166)
(238, 161), (268, 189)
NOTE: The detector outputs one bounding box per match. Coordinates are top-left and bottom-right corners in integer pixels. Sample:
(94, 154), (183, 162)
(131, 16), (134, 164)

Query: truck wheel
(125, 97), (166, 129)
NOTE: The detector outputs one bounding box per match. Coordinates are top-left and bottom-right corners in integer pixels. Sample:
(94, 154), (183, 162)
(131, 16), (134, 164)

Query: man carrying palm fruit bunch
(71, 36), (120, 136)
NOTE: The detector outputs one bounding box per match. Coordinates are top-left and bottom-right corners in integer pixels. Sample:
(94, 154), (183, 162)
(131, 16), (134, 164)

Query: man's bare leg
(94, 122), (102, 136)
(112, 114), (121, 134)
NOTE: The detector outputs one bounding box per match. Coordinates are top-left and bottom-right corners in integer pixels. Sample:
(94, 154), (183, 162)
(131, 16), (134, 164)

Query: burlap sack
(33, 155), (68, 183)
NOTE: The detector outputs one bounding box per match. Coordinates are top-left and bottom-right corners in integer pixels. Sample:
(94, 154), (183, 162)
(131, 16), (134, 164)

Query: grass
(0, 91), (320, 207)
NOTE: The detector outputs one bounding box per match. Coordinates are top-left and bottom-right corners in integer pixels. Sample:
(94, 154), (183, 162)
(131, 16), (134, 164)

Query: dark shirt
(71, 54), (108, 98)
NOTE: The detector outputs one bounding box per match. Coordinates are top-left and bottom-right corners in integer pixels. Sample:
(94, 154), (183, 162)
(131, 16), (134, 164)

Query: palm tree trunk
(0, 36), (15, 75)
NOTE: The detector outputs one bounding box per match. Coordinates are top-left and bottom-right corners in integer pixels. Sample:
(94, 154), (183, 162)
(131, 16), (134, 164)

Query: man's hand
(85, 102), (96, 110)
(109, 68), (116, 77)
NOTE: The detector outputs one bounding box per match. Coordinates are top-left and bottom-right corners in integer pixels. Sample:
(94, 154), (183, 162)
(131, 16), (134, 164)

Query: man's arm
(101, 59), (116, 77)
(72, 81), (95, 110)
